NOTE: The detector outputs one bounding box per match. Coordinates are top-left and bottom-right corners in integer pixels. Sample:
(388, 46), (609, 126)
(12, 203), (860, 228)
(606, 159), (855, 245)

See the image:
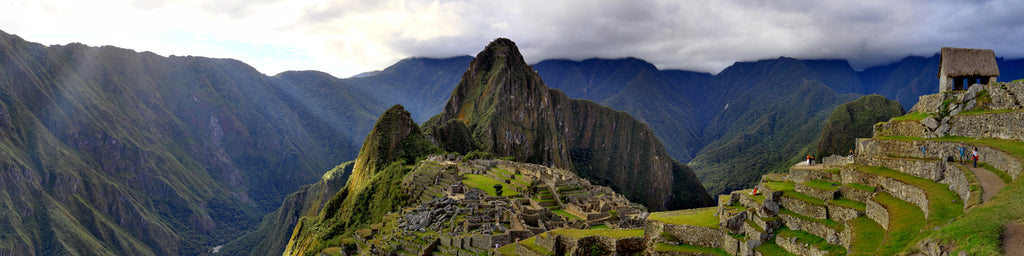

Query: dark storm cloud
(380, 0), (1024, 73)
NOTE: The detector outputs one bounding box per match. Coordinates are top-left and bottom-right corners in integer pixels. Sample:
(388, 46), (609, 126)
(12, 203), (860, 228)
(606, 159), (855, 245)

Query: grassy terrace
(845, 182), (877, 192)
(776, 227), (847, 255)
(779, 208), (843, 231)
(932, 176), (1024, 255)
(552, 209), (582, 220)
(548, 228), (643, 239)
(803, 180), (841, 191)
(654, 243), (730, 256)
(847, 216), (884, 256)
(855, 165), (963, 228)
(890, 112), (930, 122)
(461, 174), (520, 197)
(754, 240), (798, 256)
(647, 207), (719, 228)
(874, 192), (926, 255)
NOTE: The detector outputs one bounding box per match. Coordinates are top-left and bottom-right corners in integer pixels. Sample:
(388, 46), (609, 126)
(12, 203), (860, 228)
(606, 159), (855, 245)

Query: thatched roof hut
(939, 47), (999, 91)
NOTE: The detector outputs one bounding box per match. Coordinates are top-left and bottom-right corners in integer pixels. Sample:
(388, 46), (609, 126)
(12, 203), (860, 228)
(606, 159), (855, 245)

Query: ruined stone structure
(938, 47), (999, 92)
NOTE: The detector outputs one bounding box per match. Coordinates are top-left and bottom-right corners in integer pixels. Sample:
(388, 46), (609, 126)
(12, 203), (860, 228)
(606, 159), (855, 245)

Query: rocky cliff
(424, 38), (713, 210)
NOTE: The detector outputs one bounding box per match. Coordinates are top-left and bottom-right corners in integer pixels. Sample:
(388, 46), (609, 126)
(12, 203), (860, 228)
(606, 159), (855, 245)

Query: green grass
(776, 227), (847, 255)
(873, 192), (926, 255)
(890, 112), (930, 122)
(552, 209), (582, 220)
(847, 216), (885, 256)
(980, 162), (1013, 184)
(548, 228), (643, 239)
(779, 208), (843, 231)
(653, 243), (730, 256)
(931, 176), (1024, 255)
(764, 181), (796, 191)
(647, 207), (719, 228)
(803, 180), (841, 191)
(856, 166), (963, 229)
(517, 236), (551, 255)
(461, 174), (520, 197)
(829, 198), (866, 211)
(845, 182), (877, 192)
(754, 240), (798, 256)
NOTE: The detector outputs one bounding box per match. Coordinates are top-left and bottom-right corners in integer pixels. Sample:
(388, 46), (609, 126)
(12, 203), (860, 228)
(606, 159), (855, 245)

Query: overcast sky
(3, 0), (1023, 78)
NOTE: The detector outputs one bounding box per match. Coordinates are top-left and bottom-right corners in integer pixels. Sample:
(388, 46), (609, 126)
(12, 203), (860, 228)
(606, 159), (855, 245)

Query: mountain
(344, 56), (473, 123)
(815, 94), (905, 157)
(283, 104), (439, 255)
(423, 38), (714, 211)
(0, 30), (381, 255)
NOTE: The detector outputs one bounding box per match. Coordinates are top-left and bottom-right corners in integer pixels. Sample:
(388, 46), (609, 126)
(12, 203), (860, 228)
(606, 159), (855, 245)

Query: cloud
(2, 0), (1023, 77)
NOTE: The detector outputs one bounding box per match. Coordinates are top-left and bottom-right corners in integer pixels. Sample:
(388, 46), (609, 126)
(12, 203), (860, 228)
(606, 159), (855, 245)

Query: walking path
(964, 163), (1022, 255)
(965, 164), (1005, 202)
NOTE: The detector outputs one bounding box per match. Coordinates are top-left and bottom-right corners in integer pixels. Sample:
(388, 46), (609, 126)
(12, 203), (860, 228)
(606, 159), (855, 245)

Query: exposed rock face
(426, 38), (712, 210)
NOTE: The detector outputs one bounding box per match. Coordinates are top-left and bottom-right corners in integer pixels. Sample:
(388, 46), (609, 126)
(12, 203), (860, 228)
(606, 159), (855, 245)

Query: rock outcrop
(425, 38), (712, 210)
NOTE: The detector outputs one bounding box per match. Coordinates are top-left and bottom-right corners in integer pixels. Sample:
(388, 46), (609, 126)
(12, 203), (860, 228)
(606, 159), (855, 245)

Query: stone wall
(789, 168), (839, 183)
(865, 198), (889, 230)
(948, 112), (1024, 141)
(796, 183), (839, 201)
(779, 212), (843, 245)
(779, 196), (828, 219)
(858, 138), (1021, 180)
(777, 235), (830, 256)
(856, 155), (944, 181)
(826, 203), (861, 222)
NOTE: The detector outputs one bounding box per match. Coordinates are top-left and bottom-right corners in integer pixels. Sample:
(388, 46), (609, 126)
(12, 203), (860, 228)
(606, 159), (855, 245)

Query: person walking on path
(972, 147), (980, 168)
(959, 146), (966, 165)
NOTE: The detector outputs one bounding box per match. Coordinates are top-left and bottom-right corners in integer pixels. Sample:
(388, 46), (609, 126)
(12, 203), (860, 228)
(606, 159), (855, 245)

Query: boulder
(921, 116), (939, 130)
(725, 211), (748, 234)
(758, 200), (780, 218)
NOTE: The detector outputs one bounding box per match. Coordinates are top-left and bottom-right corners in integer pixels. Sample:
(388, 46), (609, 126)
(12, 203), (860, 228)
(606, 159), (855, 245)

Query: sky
(2, 0), (1023, 78)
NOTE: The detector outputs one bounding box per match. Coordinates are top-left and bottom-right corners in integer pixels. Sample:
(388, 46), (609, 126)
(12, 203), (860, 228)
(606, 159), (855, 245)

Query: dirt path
(1004, 223), (1024, 256)
(965, 164), (1005, 202)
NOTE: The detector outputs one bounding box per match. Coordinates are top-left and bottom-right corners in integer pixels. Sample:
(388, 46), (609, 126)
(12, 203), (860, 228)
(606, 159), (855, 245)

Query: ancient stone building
(938, 47), (999, 92)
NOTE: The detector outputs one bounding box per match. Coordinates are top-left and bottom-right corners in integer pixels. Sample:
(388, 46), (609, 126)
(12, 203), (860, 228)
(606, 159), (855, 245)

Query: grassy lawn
(753, 240), (798, 256)
(874, 192), (926, 255)
(549, 228), (643, 239)
(654, 243), (730, 256)
(847, 216), (885, 256)
(776, 227), (847, 255)
(803, 180), (841, 191)
(931, 177), (1024, 255)
(647, 207), (719, 228)
(890, 112), (930, 122)
(552, 209), (582, 220)
(856, 166), (963, 229)
(461, 174), (520, 197)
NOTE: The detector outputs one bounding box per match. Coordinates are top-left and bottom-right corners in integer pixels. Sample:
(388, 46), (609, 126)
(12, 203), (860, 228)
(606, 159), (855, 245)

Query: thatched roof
(939, 47), (999, 78)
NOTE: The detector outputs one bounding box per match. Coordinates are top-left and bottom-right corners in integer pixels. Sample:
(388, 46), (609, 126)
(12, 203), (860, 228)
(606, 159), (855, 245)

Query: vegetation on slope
(816, 94), (905, 157)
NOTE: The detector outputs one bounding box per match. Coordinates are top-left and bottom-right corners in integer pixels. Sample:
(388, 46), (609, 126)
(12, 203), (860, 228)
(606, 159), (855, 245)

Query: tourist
(959, 146), (966, 165)
(972, 148), (980, 168)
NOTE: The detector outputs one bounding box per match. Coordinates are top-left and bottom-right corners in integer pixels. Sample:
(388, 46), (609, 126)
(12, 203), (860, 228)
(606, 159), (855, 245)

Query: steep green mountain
(283, 104), (439, 255)
(0, 30), (380, 255)
(534, 58), (709, 162)
(815, 94), (904, 157)
(424, 38), (713, 210)
(344, 56), (472, 122)
(687, 58), (861, 195)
